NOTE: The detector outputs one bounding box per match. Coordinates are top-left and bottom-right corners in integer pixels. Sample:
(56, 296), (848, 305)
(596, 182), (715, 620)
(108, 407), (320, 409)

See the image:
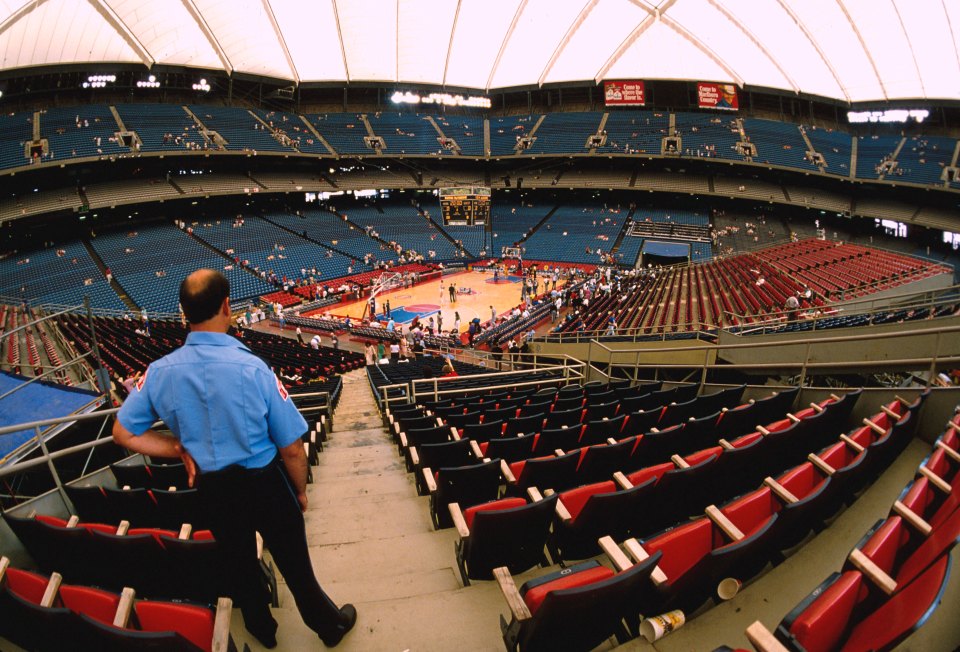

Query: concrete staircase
(234, 368), (516, 650)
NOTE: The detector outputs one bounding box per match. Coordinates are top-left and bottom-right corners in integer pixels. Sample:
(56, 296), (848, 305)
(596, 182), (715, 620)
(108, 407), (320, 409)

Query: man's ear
(222, 297), (231, 317)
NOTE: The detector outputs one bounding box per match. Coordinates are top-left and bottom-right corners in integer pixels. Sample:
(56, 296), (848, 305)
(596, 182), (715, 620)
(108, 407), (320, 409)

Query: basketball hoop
(370, 272), (404, 299)
(501, 246), (522, 260)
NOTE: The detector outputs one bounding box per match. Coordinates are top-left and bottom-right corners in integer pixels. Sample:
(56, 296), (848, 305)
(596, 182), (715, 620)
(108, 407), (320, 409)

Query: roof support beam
(594, 12), (655, 83)
(707, 0), (799, 93)
(942, 0), (960, 82)
(538, 0), (598, 87)
(773, 0), (848, 101)
(331, 0), (351, 82)
(180, 0), (233, 74)
(834, 0), (885, 101)
(441, 0), (463, 87)
(486, 0), (529, 91)
(0, 0), (51, 41)
(261, 0), (299, 83)
(890, 1), (925, 98)
(87, 0), (155, 67)
(660, 13), (743, 87)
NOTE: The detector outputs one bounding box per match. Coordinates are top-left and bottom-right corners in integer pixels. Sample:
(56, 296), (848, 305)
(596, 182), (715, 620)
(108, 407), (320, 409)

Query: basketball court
(304, 267), (564, 334)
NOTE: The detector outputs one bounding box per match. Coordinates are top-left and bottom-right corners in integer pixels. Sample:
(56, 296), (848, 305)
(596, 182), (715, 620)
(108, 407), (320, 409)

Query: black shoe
(320, 604), (357, 648)
(244, 613), (278, 649)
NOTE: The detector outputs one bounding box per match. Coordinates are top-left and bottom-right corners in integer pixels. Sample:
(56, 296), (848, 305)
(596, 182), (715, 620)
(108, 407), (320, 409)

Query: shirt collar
(185, 331), (251, 351)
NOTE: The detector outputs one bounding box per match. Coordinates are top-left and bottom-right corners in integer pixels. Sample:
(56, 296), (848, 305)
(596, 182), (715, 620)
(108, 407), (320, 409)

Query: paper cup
(640, 610), (686, 642)
(717, 577), (742, 601)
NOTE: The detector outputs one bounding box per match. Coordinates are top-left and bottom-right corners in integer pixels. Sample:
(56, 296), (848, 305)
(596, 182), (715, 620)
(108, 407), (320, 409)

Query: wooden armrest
(623, 538), (668, 585)
(807, 453), (836, 476)
(309, 430), (317, 445)
(706, 505), (745, 541)
(936, 440), (960, 463)
(840, 434), (865, 454)
(391, 419), (399, 435)
(409, 447), (420, 467)
(255, 532), (264, 560)
(764, 477), (799, 504)
(178, 524), (193, 540)
(606, 438), (618, 445)
(435, 416), (443, 427)
(303, 442), (310, 458)
(40, 572), (62, 608)
(947, 420), (960, 433)
(613, 471), (633, 490)
(113, 587), (136, 627)
(122, 485), (131, 491)
(493, 567), (532, 622)
(211, 597), (233, 652)
(0, 556), (9, 583)
(893, 500), (932, 536)
(879, 406), (899, 421)
(809, 402), (825, 413)
(527, 487), (544, 502)
(598, 535), (633, 572)
(448, 503), (471, 538)
(422, 467), (438, 493)
(745, 621), (790, 652)
(450, 427), (460, 441)
(116, 520), (130, 536)
(398, 432), (408, 448)
(66, 515), (80, 528)
(554, 497), (572, 523)
(757, 425), (771, 436)
(470, 440), (483, 459)
(919, 465), (951, 493)
(786, 413), (801, 424)
(649, 427), (660, 433)
(749, 398), (756, 404)
(718, 438), (735, 451)
(554, 449), (565, 457)
(830, 393), (842, 401)
(849, 548), (896, 595)
(500, 459), (517, 484)
(671, 454), (690, 469)
(721, 407), (729, 413)
(862, 417), (886, 435)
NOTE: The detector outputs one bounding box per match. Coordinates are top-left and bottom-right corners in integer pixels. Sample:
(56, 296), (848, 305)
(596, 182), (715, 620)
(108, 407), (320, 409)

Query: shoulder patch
(135, 368), (148, 392)
(276, 376), (290, 401)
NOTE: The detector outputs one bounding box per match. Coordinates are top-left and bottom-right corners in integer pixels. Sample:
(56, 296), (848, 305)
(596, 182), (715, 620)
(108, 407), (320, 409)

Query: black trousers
(198, 456), (340, 636)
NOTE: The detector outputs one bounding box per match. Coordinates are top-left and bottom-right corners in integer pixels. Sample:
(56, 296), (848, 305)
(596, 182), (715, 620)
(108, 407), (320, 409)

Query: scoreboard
(439, 187), (490, 226)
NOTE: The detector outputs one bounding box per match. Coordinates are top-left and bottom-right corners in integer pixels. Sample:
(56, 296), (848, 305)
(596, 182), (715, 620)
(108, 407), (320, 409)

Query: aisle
(233, 369), (514, 651)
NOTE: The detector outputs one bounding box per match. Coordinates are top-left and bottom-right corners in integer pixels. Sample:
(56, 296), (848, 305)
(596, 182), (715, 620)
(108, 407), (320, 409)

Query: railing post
(700, 347), (709, 391)
(84, 297), (111, 396)
(36, 425), (71, 508)
(798, 340), (813, 388)
(927, 331), (942, 387)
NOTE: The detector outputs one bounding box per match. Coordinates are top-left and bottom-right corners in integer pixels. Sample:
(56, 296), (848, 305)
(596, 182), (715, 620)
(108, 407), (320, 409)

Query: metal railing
(587, 321), (960, 389)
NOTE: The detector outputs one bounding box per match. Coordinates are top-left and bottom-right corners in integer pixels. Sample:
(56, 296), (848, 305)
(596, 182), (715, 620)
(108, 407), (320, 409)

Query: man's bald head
(179, 269), (230, 325)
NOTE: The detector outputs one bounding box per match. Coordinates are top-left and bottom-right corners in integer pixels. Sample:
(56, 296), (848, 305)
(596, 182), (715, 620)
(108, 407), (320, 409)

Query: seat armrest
(892, 500), (932, 536)
(178, 524), (193, 540)
(256, 532), (264, 560)
(936, 440), (960, 463)
(919, 466), (951, 493)
(113, 587), (136, 627)
(848, 548), (896, 595)
(808, 402), (825, 413)
(527, 487), (543, 502)
(745, 621), (790, 652)
(212, 597), (234, 652)
(786, 413), (801, 423)
(879, 405), (899, 421)
(493, 567), (532, 622)
(623, 538), (668, 585)
(40, 572), (62, 608)
(757, 425), (771, 436)
(764, 477), (799, 504)
(66, 515), (80, 528)
(470, 440), (483, 459)
(116, 520), (130, 536)
(807, 453), (835, 476)
(706, 505), (745, 541)
(840, 434), (865, 454)
(606, 438), (618, 445)
(500, 460), (517, 484)
(422, 467), (438, 493)
(862, 417), (886, 435)
(613, 472), (633, 490)
(409, 447), (420, 467)
(598, 535), (633, 572)
(450, 427), (460, 441)
(449, 503), (471, 538)
(718, 438), (735, 451)
(671, 454), (690, 469)
(398, 432), (408, 448)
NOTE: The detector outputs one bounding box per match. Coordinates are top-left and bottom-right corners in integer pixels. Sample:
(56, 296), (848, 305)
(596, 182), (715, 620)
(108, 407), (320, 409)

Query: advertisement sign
(697, 82), (738, 110)
(604, 81), (646, 106)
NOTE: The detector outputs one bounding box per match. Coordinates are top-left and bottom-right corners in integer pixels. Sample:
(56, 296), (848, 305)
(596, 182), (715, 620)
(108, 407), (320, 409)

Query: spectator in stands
(387, 317), (396, 332)
(295, 326), (304, 345)
(389, 341), (400, 362)
(784, 294), (800, 322)
(113, 269), (356, 648)
(363, 343), (375, 366)
(441, 358), (458, 378)
(331, 334), (339, 350)
(377, 341), (386, 361)
(310, 334), (322, 350)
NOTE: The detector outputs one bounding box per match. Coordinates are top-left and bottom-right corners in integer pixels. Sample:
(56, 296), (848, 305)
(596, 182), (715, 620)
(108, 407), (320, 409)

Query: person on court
(113, 269), (356, 649)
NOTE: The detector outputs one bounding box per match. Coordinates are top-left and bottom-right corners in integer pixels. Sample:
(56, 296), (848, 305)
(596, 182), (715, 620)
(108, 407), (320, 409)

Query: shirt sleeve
(259, 367), (308, 449)
(116, 364), (160, 436)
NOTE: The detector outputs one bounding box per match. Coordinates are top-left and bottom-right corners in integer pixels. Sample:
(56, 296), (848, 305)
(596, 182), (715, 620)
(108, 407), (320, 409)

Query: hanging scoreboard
(440, 187), (490, 225)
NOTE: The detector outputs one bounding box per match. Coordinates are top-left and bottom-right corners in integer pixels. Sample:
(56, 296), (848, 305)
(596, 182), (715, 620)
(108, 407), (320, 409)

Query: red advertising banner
(604, 81), (646, 106)
(697, 82), (739, 110)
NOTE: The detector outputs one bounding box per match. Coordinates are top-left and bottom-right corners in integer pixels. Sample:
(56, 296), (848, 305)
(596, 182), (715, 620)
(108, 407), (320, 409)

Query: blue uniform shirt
(117, 331), (307, 471)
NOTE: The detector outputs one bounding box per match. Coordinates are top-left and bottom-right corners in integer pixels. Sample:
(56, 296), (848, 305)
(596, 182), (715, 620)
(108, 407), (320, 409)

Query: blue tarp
(642, 241), (691, 258)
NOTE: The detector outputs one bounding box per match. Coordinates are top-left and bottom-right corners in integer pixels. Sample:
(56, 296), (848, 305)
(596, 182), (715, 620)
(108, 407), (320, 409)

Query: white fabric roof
(0, 0), (958, 102)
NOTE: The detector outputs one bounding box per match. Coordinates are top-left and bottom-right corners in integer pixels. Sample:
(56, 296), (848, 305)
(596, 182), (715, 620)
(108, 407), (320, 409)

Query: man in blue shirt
(114, 269), (356, 648)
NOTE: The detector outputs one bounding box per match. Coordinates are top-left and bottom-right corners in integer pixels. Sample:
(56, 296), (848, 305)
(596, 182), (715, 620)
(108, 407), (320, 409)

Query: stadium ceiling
(0, 0), (958, 103)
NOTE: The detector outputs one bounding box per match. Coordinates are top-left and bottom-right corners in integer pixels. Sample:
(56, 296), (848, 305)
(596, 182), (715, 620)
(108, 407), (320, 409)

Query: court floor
(307, 269), (563, 333)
